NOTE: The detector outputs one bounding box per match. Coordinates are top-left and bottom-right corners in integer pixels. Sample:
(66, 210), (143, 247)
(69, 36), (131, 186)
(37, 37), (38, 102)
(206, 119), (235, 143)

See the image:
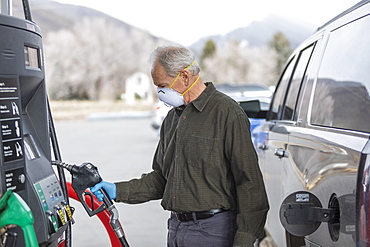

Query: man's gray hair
(150, 44), (200, 77)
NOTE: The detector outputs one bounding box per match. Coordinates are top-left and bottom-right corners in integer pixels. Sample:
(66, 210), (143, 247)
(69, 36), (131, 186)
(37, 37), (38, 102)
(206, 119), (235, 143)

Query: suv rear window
(311, 14), (370, 133)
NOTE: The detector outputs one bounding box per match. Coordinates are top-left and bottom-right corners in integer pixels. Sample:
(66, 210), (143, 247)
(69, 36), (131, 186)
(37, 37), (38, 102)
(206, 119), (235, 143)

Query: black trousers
(167, 210), (237, 247)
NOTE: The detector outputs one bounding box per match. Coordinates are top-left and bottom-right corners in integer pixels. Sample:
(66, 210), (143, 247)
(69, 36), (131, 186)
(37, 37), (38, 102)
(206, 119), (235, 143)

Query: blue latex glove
(90, 181), (116, 201)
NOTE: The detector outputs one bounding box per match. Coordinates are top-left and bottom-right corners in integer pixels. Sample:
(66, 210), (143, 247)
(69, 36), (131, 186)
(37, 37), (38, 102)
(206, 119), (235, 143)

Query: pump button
(18, 174), (26, 184)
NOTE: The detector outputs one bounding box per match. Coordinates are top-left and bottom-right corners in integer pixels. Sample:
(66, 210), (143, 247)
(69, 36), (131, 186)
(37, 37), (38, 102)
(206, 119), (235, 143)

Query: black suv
(245, 1), (370, 246)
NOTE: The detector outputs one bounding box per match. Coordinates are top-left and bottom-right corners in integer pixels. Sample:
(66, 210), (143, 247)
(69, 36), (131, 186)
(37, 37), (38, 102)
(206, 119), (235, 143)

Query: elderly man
(91, 44), (269, 247)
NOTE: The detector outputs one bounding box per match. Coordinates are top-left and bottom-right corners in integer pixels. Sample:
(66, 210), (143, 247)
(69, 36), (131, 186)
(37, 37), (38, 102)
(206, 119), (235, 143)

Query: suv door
(258, 43), (316, 247)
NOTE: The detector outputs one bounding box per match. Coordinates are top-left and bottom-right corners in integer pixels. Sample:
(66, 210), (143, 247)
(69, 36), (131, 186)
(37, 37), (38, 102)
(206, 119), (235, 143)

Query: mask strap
(169, 61), (196, 89)
(169, 74), (181, 89)
(180, 74), (200, 96)
(183, 60), (196, 70)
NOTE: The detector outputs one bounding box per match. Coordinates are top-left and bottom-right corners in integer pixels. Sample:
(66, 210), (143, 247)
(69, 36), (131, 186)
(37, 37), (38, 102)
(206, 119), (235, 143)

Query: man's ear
(180, 70), (191, 86)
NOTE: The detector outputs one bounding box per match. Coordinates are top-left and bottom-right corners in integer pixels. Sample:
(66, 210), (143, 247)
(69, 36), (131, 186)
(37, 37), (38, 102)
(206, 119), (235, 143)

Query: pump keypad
(34, 175), (73, 235)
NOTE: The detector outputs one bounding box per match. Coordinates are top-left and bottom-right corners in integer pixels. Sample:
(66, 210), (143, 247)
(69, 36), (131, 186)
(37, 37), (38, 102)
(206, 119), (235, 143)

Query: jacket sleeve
(225, 113), (269, 246)
(114, 140), (166, 204)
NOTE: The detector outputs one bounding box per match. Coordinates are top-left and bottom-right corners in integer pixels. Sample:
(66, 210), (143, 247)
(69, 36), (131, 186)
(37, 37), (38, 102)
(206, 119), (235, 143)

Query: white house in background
(125, 72), (154, 105)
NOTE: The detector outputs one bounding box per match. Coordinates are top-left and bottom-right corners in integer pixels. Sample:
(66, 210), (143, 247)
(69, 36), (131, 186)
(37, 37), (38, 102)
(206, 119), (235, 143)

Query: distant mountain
(190, 14), (316, 56)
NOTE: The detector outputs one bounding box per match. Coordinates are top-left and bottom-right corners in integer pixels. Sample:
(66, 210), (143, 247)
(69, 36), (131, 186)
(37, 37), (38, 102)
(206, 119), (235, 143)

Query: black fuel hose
(48, 101), (72, 247)
(119, 237), (130, 247)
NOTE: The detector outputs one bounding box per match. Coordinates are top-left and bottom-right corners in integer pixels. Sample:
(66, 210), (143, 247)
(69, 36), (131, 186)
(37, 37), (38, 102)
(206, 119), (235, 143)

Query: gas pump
(0, 0), (73, 246)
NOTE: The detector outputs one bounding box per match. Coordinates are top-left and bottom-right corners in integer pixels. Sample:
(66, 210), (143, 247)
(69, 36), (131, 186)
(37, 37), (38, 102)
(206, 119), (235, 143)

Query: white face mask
(156, 61), (200, 107)
(157, 87), (185, 107)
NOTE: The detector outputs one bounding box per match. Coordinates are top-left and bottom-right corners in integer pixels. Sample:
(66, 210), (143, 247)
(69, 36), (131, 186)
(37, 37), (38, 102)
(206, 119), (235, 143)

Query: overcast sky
(55, 0), (361, 45)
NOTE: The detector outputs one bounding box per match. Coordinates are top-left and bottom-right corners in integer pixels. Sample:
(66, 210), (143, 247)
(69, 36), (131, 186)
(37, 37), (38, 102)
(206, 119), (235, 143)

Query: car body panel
(287, 127), (365, 246)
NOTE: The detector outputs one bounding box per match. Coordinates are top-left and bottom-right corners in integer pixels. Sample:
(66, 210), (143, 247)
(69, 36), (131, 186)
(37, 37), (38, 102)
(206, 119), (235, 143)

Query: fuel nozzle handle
(52, 161), (102, 188)
(52, 161), (107, 216)
(52, 161), (130, 246)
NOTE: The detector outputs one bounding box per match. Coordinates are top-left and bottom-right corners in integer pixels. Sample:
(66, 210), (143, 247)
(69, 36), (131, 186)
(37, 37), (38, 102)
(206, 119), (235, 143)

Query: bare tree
(44, 18), (163, 100)
(201, 40), (277, 86)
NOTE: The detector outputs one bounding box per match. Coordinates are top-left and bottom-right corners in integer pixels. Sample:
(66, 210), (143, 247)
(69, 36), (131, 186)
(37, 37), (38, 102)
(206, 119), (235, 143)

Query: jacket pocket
(186, 135), (221, 168)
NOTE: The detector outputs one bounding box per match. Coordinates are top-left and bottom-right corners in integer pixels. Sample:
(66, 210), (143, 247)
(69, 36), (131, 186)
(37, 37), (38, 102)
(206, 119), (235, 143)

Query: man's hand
(90, 181), (116, 201)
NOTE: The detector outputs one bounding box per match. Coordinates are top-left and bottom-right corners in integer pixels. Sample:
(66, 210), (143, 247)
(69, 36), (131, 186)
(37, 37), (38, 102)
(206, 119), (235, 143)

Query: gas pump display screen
(24, 46), (40, 69)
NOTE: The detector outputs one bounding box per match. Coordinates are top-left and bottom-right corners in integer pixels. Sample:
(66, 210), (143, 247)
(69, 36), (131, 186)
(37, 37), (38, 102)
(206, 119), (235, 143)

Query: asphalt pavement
(54, 118), (169, 247)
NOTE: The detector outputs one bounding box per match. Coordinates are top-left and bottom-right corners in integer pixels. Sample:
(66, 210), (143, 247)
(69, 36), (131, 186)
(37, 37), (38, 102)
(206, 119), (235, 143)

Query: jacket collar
(190, 82), (216, 112)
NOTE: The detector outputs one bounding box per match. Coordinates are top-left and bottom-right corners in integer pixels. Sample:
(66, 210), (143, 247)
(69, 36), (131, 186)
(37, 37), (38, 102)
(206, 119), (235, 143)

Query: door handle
(274, 148), (289, 158)
(258, 143), (268, 150)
